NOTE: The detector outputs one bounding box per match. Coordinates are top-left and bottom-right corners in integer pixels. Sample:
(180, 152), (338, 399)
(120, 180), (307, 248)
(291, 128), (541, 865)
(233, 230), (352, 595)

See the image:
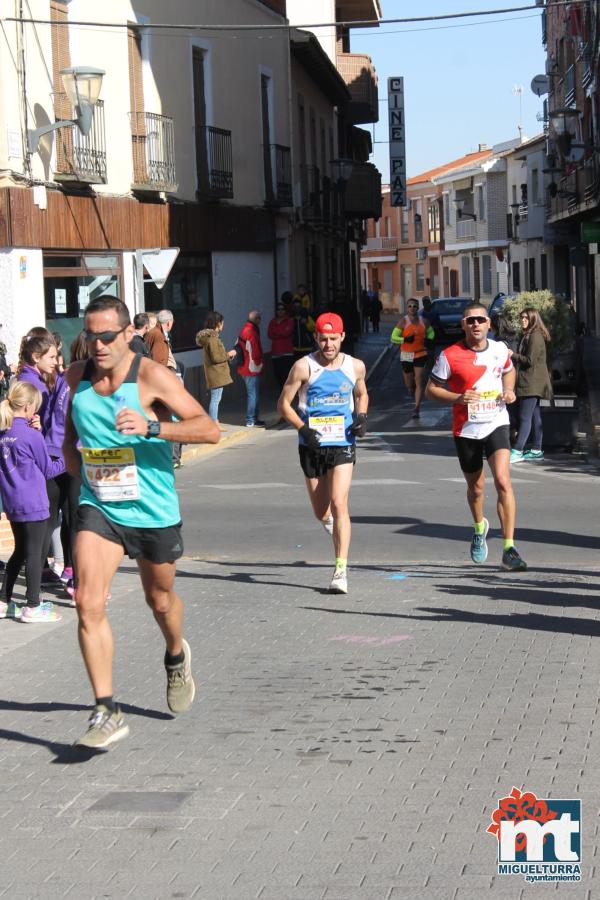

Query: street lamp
(548, 107), (580, 158)
(453, 197), (476, 220)
(28, 65), (105, 154)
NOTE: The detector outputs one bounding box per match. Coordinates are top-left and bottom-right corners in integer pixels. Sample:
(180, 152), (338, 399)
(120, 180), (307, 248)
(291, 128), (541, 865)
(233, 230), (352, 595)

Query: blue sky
(351, 0), (547, 179)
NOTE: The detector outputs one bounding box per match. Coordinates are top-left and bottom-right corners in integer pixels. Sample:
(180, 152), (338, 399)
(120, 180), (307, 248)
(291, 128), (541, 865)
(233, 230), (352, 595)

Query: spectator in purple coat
(0, 381), (63, 622)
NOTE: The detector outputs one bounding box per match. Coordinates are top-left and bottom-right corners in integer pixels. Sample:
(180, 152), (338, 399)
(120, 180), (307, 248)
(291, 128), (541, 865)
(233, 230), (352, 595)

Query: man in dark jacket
(130, 313), (151, 357)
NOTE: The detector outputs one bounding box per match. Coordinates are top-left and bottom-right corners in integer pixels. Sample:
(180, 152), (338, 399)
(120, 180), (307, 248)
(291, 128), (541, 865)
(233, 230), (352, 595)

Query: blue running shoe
(470, 518), (489, 564)
(502, 547), (527, 572)
(523, 449), (544, 461)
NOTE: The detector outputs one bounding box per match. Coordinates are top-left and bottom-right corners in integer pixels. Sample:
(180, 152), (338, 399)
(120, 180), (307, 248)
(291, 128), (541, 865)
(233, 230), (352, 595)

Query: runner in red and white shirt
(426, 302), (527, 572)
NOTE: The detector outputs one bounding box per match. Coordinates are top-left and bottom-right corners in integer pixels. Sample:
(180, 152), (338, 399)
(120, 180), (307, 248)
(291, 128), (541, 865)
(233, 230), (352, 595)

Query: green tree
(502, 290), (574, 354)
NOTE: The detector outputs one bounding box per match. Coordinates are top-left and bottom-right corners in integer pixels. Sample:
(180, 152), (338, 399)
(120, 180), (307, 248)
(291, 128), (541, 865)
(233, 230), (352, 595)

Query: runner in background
(391, 299), (434, 419)
(277, 313), (368, 595)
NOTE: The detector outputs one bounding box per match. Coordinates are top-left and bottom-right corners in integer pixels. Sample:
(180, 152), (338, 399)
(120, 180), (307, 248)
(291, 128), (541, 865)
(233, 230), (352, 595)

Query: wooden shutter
(128, 26), (146, 183)
(50, 1), (72, 172)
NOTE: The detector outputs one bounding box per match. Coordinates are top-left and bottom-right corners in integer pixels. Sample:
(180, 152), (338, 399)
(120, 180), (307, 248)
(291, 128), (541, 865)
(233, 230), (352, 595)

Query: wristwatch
(146, 419), (161, 438)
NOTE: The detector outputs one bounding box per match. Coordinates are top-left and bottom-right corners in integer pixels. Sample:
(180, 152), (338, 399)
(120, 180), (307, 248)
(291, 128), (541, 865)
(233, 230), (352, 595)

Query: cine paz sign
(388, 76), (406, 207)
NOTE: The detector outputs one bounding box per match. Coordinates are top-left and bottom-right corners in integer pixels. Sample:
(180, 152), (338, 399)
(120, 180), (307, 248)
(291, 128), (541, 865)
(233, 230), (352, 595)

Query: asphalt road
(1, 352), (599, 899)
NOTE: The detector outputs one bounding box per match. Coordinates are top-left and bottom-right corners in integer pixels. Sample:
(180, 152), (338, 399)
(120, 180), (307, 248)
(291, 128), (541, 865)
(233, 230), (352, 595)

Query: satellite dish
(531, 74), (549, 97)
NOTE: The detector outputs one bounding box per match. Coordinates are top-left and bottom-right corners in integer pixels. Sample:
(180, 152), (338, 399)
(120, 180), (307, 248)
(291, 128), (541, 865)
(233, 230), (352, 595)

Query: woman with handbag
(509, 308), (552, 463)
(195, 311), (236, 430)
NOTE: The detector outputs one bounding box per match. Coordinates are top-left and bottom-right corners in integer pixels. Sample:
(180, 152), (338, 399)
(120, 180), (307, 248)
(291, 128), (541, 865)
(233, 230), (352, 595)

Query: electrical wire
(0, 1), (588, 35)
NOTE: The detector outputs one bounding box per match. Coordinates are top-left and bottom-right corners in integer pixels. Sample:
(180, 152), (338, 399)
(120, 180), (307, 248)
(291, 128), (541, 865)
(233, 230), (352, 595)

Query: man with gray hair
(146, 309), (183, 465)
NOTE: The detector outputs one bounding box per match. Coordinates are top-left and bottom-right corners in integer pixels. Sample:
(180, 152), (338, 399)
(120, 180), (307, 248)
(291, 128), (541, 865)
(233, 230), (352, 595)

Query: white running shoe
(322, 515), (334, 536)
(329, 568), (348, 594)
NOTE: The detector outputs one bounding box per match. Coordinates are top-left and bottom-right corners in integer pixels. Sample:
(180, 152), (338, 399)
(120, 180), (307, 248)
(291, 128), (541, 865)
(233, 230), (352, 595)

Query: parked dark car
(429, 297), (473, 343)
(488, 294), (582, 392)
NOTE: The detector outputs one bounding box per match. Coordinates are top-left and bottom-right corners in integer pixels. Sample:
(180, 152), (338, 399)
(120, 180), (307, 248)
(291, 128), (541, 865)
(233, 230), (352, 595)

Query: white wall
(287, 0), (337, 62)
(0, 249), (45, 365)
(212, 251), (275, 347)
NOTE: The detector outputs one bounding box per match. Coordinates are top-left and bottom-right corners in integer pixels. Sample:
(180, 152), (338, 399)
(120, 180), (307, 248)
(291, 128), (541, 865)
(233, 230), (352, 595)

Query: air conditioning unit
(416, 247), (427, 260)
(535, 0), (544, 6)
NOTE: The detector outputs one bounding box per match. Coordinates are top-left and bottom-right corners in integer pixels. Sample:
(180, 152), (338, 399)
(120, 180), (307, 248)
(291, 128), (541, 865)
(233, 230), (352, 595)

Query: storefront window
(44, 253), (121, 362)
(143, 254), (211, 351)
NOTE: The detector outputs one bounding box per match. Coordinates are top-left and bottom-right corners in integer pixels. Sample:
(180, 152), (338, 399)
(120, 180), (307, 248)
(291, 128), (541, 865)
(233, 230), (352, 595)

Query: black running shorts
(76, 504), (184, 563)
(454, 425), (511, 474)
(401, 355), (427, 374)
(299, 444), (356, 478)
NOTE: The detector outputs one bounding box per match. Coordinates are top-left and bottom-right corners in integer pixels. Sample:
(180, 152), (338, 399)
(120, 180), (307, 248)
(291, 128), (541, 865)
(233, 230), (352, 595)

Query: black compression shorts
(454, 425), (511, 474)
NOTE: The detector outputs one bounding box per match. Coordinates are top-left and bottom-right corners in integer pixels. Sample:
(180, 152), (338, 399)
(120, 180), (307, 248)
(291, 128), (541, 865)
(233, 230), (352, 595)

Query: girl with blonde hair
(0, 381), (64, 621)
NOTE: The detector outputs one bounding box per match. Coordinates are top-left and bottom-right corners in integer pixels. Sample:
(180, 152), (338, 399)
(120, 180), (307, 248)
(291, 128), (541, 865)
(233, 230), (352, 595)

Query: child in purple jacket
(0, 381), (64, 622)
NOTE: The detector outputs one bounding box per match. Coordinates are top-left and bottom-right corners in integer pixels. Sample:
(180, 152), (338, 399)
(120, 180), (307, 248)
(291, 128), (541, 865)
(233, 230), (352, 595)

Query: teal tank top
(71, 355), (180, 528)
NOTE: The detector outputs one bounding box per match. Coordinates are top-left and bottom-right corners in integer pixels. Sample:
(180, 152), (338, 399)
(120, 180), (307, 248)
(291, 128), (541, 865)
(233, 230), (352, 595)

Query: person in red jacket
(267, 302), (294, 389)
(238, 310), (265, 427)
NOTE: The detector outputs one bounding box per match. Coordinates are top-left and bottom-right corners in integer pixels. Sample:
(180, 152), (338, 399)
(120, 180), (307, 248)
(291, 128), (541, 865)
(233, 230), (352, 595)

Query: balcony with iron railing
(546, 152), (600, 221)
(336, 53), (379, 124)
(340, 161), (382, 219)
(265, 144), (292, 208)
(581, 44), (593, 89)
(196, 125), (233, 200)
(129, 112), (177, 193)
(299, 164), (321, 220)
(456, 219), (476, 240)
(364, 236), (401, 251)
(565, 65), (576, 108)
(54, 96), (107, 184)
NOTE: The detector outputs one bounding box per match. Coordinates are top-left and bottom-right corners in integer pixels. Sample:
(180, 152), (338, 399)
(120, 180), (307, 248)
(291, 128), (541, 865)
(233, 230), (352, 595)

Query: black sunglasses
(464, 315), (488, 325)
(83, 325), (128, 344)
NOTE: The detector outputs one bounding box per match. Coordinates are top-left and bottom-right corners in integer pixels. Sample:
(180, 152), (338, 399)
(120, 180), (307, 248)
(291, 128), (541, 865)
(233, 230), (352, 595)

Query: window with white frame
(416, 264), (425, 292)
(482, 254), (492, 294)
(461, 256), (471, 293)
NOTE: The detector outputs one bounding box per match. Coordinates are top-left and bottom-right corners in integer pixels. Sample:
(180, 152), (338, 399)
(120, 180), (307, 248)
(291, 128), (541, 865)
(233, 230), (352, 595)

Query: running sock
(165, 649), (185, 667)
(335, 557), (347, 572)
(95, 696), (117, 713)
(503, 539), (515, 551)
(473, 520), (486, 535)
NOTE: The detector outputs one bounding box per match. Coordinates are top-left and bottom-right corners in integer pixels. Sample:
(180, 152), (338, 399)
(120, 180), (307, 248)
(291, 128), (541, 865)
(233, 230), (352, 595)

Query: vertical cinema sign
(388, 77), (406, 207)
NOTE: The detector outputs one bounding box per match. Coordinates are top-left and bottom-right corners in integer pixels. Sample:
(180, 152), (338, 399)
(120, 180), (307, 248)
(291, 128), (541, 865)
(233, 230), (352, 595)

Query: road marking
(353, 478), (421, 486)
(444, 475), (540, 484)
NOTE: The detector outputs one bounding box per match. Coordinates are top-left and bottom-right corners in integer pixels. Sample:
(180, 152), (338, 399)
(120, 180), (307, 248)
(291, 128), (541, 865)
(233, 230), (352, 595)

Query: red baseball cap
(315, 312), (344, 335)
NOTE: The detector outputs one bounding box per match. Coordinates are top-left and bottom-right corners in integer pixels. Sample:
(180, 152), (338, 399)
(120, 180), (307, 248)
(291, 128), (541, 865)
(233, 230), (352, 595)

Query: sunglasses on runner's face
(464, 315), (488, 325)
(83, 325), (128, 344)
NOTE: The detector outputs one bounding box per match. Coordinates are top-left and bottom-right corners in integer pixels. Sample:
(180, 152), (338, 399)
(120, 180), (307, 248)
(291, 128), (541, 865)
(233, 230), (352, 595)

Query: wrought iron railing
(54, 96), (107, 183)
(129, 111), (177, 192)
(267, 144), (292, 207)
(365, 236), (401, 250)
(197, 125), (233, 199)
(565, 65), (576, 108)
(300, 165), (321, 219)
(456, 219), (476, 239)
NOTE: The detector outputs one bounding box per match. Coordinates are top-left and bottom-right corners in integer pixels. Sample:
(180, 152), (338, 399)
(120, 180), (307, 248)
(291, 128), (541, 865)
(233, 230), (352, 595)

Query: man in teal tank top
(64, 296), (220, 749)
